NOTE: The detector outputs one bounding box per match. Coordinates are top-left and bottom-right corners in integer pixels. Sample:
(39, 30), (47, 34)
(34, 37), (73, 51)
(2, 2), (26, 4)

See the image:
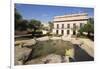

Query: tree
(78, 18), (94, 37)
(18, 20), (28, 31)
(15, 8), (23, 30)
(15, 8), (29, 31)
(15, 8), (22, 21)
(78, 27), (84, 35)
(48, 21), (53, 32)
(28, 19), (41, 32)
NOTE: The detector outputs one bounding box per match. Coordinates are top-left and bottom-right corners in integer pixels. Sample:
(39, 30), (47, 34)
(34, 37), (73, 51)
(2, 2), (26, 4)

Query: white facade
(52, 13), (88, 36)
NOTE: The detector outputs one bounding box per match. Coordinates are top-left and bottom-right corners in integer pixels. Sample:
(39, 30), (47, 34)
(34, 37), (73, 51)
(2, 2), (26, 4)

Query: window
(67, 30), (70, 34)
(67, 24), (70, 28)
(73, 23), (76, 28)
(57, 24), (59, 29)
(56, 30), (58, 34)
(61, 30), (64, 35)
(62, 24), (64, 28)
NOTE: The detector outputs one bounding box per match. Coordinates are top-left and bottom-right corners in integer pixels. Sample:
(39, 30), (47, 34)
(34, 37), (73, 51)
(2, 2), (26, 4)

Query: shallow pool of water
(28, 39), (74, 60)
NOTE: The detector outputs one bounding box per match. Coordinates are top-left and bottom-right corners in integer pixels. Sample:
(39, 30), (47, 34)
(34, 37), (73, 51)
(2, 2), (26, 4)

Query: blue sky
(15, 3), (94, 23)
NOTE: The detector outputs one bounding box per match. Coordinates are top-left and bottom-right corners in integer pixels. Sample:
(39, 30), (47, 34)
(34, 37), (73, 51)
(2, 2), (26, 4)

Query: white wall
(53, 20), (87, 36)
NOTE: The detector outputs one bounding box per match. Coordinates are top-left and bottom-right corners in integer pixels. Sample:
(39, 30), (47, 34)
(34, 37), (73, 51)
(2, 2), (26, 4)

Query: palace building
(52, 13), (88, 37)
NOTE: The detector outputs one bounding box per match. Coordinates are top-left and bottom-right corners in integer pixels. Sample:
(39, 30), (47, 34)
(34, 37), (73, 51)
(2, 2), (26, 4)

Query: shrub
(76, 33), (81, 37)
(32, 30), (43, 37)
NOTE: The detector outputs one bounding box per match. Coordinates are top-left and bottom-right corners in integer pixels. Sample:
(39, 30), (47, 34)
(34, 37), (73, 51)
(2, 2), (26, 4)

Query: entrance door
(73, 30), (76, 35)
(67, 30), (70, 35)
(61, 30), (64, 35)
(56, 30), (58, 34)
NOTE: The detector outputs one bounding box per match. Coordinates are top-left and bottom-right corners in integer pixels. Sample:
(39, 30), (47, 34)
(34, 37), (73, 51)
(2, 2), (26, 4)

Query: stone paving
(15, 46), (32, 65)
(68, 37), (94, 57)
(78, 38), (94, 57)
(25, 54), (68, 64)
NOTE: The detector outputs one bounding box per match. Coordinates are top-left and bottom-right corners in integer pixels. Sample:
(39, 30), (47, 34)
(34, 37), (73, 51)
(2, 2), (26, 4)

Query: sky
(15, 3), (94, 23)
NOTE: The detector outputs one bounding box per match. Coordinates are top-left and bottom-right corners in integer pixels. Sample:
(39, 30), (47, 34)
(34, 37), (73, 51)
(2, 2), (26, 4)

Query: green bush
(32, 30), (43, 37)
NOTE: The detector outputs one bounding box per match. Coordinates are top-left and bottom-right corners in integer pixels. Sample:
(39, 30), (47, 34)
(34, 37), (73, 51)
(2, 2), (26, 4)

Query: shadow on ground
(70, 44), (94, 62)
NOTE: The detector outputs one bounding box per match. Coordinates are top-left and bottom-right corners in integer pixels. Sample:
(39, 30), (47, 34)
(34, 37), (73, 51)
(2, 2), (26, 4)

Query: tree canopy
(15, 8), (22, 21)
(15, 8), (42, 32)
(28, 19), (41, 31)
(48, 21), (53, 32)
(78, 18), (94, 37)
